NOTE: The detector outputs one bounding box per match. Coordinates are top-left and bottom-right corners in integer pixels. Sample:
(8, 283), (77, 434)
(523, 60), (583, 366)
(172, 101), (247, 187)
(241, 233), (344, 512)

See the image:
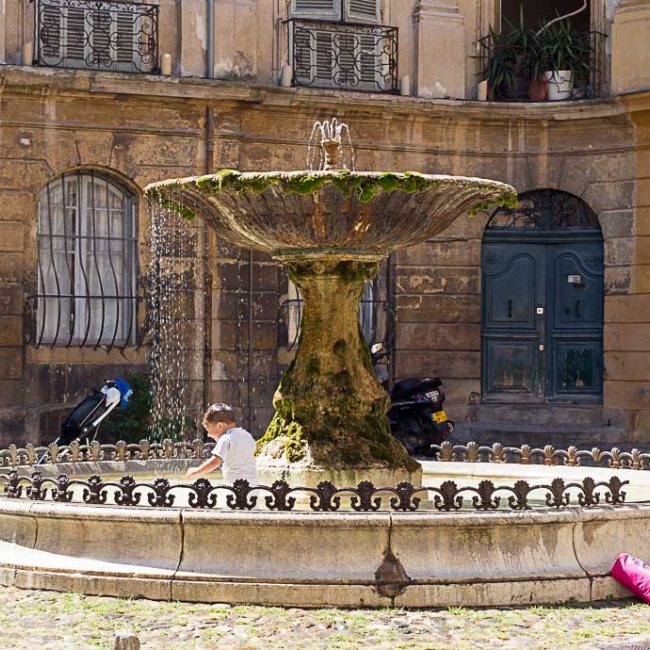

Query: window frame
(35, 171), (138, 349)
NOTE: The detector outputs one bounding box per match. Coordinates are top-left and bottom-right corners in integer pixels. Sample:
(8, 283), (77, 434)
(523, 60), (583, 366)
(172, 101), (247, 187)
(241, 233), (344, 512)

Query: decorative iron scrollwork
(287, 18), (398, 94)
(486, 189), (600, 231)
(0, 471), (631, 513)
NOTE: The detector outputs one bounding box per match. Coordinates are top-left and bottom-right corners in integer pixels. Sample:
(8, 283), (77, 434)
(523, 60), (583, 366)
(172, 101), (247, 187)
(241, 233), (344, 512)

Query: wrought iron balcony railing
(34, 0), (159, 74)
(476, 30), (607, 102)
(287, 18), (398, 93)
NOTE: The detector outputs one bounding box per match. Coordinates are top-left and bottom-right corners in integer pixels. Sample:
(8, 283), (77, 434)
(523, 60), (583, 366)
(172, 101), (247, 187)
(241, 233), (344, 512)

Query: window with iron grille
(35, 0), (159, 73)
(36, 172), (138, 349)
(288, 0), (398, 93)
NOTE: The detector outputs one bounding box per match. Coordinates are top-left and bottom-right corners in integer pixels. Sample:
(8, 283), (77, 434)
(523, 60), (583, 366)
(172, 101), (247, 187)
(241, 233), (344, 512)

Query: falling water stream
(148, 197), (203, 441)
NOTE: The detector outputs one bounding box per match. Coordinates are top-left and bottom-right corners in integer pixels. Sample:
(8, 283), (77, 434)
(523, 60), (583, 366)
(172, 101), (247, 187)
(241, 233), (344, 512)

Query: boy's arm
(185, 454), (223, 479)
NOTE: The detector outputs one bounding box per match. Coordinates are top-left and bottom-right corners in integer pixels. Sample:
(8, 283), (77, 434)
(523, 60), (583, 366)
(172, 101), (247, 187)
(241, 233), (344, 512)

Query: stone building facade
(0, 0), (649, 447)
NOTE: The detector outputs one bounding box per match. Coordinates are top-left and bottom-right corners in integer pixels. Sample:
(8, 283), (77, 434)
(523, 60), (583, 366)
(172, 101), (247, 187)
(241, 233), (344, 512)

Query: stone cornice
(0, 65), (633, 125)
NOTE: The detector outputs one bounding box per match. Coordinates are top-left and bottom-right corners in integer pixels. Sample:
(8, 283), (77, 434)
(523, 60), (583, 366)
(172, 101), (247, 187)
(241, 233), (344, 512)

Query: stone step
(475, 404), (603, 426)
(449, 421), (638, 451)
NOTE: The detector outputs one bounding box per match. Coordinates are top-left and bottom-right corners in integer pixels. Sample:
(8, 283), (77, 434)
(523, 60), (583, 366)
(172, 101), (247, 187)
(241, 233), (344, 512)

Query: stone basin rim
(144, 169), (518, 191)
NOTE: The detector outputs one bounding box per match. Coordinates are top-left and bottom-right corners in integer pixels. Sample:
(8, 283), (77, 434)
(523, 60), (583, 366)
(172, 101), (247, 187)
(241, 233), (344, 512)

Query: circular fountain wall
(1, 445), (647, 607)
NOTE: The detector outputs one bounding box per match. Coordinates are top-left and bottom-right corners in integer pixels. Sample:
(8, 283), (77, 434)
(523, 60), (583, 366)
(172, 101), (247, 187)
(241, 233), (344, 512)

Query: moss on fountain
(146, 170), (517, 223)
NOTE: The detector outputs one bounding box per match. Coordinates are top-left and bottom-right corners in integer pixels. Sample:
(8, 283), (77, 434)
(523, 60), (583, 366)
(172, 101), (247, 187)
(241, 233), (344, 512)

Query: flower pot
(528, 78), (547, 101)
(544, 70), (574, 101)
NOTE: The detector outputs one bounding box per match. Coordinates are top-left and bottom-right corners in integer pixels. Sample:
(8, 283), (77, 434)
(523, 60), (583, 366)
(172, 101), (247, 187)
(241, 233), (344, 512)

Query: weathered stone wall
(607, 93), (650, 439)
(0, 65), (649, 444)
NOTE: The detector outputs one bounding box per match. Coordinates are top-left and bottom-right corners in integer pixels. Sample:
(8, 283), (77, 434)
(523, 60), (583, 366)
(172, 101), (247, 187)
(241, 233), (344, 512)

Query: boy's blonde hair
(203, 403), (236, 427)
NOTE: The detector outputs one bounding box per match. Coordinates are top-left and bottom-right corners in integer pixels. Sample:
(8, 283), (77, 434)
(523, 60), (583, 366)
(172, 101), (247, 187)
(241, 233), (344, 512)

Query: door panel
(482, 244), (544, 402)
(482, 239), (603, 404)
(548, 243), (604, 401)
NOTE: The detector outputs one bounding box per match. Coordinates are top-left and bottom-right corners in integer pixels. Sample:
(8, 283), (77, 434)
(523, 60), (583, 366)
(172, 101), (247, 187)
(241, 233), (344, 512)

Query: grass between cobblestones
(0, 587), (648, 649)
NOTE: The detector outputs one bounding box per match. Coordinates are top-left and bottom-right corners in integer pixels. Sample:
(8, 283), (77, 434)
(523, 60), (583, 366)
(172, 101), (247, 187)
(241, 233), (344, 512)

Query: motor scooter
(371, 343), (454, 457)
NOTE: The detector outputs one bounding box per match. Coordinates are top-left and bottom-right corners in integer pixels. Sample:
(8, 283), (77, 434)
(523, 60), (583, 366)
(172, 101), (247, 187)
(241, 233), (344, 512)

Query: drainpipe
(207, 0), (214, 79)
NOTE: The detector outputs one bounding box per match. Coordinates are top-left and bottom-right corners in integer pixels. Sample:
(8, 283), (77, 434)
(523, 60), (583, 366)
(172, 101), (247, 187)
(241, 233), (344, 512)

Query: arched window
(485, 188), (600, 231)
(36, 171), (137, 348)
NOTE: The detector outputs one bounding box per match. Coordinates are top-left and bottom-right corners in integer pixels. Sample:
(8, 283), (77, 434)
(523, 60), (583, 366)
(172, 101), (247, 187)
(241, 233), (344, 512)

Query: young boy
(185, 403), (258, 485)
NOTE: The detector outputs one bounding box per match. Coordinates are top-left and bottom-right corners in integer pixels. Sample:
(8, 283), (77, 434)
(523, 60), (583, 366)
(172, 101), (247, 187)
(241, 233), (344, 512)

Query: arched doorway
(481, 189), (604, 404)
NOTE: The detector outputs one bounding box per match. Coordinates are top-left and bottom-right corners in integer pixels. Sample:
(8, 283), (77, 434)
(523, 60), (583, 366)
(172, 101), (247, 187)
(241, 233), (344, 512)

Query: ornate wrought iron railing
(0, 470), (629, 512)
(287, 18), (398, 93)
(34, 0), (159, 74)
(476, 30), (607, 102)
(2, 439), (650, 470)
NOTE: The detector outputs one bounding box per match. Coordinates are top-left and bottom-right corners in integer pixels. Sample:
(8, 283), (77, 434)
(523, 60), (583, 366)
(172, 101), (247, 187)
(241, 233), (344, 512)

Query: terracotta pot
(528, 78), (547, 101)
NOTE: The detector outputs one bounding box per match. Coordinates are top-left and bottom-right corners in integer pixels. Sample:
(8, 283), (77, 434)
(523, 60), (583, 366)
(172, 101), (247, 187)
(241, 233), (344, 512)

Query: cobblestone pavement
(0, 586), (649, 649)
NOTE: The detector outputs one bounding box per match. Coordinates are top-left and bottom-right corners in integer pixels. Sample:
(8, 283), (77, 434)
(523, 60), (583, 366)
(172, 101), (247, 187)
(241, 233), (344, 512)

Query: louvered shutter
(359, 33), (377, 84)
(40, 7), (63, 61)
(346, 0), (379, 22)
(116, 11), (135, 67)
(90, 11), (111, 67)
(66, 8), (86, 61)
(315, 32), (333, 81)
(291, 0), (340, 19)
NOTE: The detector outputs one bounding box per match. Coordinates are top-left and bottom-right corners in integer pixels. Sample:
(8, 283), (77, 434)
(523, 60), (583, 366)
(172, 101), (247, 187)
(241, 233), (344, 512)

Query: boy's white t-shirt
(212, 427), (258, 485)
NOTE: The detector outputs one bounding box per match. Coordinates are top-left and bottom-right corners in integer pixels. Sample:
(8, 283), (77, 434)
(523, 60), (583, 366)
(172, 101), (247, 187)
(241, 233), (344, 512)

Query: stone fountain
(145, 120), (517, 484)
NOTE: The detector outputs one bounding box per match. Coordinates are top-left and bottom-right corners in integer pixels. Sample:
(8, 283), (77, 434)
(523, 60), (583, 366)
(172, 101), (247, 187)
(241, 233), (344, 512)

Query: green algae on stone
(194, 170), (456, 204)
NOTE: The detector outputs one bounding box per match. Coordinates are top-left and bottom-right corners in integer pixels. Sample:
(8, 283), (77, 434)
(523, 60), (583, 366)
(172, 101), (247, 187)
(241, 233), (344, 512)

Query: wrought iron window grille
(30, 171), (139, 350)
(34, 0), (159, 74)
(486, 189), (600, 230)
(287, 18), (398, 93)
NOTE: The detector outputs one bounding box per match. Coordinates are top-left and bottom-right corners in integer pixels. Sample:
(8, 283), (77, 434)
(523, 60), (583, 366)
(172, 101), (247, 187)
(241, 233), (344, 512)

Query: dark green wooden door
(482, 239), (603, 403)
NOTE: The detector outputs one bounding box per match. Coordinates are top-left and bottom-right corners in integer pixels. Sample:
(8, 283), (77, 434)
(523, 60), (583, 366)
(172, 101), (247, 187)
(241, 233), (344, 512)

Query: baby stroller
(37, 377), (133, 464)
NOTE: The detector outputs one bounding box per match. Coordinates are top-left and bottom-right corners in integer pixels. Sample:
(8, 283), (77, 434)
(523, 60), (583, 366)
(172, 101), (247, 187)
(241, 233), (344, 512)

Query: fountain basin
(145, 170), (516, 258)
(0, 461), (645, 608)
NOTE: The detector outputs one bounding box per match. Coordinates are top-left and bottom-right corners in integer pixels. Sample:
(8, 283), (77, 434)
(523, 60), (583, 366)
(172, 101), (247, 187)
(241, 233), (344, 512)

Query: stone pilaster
(412, 0), (466, 99)
(212, 0), (258, 80)
(611, 0), (650, 93)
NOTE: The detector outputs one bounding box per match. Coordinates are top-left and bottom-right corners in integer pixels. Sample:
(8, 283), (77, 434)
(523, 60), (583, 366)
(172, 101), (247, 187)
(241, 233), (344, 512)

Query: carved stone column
(257, 258), (418, 473)
(412, 0), (466, 99)
(611, 0), (650, 93)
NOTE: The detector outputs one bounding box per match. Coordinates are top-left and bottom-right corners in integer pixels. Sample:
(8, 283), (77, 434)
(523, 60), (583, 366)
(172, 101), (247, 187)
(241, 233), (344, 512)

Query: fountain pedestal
(257, 258), (419, 474)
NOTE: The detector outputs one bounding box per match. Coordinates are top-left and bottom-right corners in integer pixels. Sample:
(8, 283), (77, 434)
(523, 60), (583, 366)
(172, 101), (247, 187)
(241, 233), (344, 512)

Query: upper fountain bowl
(145, 169), (517, 260)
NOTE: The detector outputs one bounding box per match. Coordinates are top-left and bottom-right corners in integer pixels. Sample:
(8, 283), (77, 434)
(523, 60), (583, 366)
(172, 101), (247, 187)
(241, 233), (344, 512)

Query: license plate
(432, 410), (447, 423)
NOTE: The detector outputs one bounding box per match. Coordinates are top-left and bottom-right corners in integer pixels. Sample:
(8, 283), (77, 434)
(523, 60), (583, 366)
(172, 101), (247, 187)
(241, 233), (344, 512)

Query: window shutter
(65, 8), (86, 61)
(91, 11), (112, 67)
(40, 7), (62, 60)
(346, 0), (379, 22)
(116, 12), (135, 65)
(315, 32), (333, 81)
(359, 33), (377, 84)
(292, 0), (340, 19)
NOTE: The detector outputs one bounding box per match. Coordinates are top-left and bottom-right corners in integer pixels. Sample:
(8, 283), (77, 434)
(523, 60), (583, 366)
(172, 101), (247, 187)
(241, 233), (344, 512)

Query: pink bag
(611, 553), (650, 603)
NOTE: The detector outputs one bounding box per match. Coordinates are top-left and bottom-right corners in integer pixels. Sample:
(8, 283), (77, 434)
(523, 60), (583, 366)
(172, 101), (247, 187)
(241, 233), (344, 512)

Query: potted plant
(478, 3), (545, 101)
(538, 20), (591, 101)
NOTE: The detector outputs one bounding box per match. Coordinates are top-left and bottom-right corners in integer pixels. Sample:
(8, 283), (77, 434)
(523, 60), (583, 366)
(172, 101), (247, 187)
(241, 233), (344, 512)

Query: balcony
(34, 0), (159, 74)
(287, 18), (398, 94)
(477, 29), (607, 102)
